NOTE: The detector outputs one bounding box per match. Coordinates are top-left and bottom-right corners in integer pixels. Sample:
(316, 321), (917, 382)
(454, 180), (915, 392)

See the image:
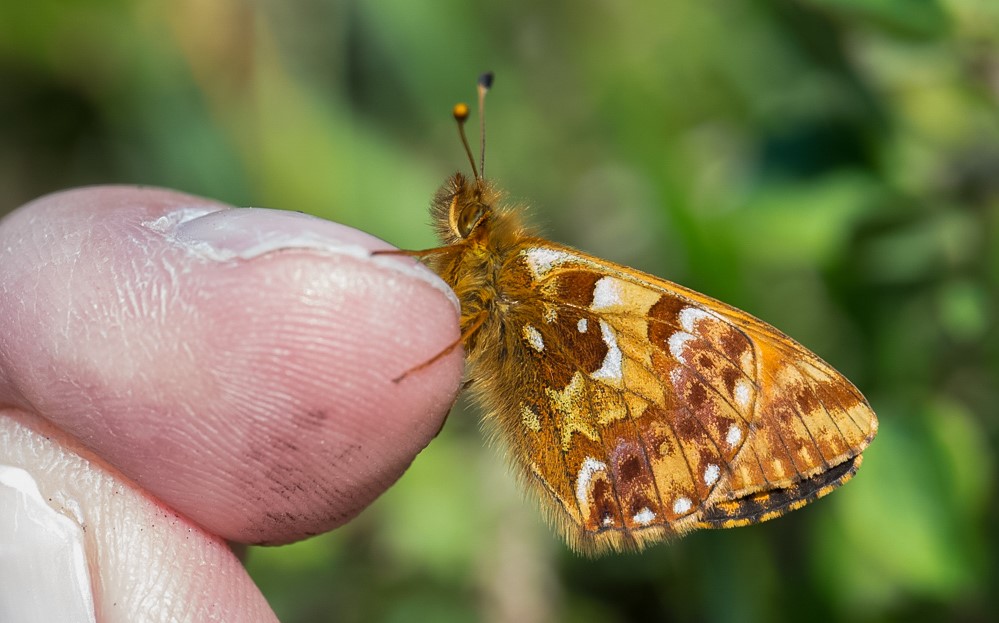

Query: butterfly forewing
(461, 240), (877, 554)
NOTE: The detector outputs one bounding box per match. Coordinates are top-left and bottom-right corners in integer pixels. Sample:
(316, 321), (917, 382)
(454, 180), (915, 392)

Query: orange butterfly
(408, 74), (877, 554)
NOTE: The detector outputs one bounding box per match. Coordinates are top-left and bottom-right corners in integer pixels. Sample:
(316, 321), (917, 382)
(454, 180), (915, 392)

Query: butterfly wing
(467, 241), (877, 554)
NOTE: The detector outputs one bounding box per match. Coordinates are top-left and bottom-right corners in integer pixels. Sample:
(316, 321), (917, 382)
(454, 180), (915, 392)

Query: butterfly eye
(447, 191), (488, 239)
(456, 203), (487, 238)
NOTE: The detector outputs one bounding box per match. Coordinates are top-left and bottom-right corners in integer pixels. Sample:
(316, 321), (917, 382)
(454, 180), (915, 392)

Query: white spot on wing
(577, 318), (588, 333)
(734, 380), (752, 408)
(591, 320), (623, 382)
(576, 457), (609, 512)
(670, 368), (684, 386)
(704, 463), (720, 487)
(523, 247), (573, 277)
(726, 424), (742, 448)
(668, 331), (696, 363)
(591, 277), (623, 310)
(673, 496), (693, 515)
(523, 324), (544, 352)
(633, 507), (656, 526)
(679, 307), (715, 333)
(772, 458), (786, 479)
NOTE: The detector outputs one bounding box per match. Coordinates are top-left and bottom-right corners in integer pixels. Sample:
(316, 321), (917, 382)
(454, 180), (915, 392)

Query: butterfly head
(432, 171), (499, 245)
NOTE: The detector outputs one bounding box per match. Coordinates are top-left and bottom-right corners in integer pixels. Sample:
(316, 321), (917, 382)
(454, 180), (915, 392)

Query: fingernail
(146, 207), (460, 311)
(146, 207), (382, 260)
(0, 466), (96, 623)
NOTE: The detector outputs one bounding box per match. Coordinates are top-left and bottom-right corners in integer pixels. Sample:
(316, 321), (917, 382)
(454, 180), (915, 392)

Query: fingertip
(0, 185), (465, 543)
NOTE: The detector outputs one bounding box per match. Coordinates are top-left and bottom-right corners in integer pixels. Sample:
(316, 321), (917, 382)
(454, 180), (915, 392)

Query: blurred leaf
(804, 0), (951, 38)
(815, 396), (990, 613)
(371, 423), (484, 581)
(935, 278), (990, 343)
(860, 208), (978, 285)
(721, 171), (879, 267)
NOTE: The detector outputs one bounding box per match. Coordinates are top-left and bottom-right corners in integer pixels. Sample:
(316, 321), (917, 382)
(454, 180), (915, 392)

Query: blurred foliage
(2, 0), (998, 621)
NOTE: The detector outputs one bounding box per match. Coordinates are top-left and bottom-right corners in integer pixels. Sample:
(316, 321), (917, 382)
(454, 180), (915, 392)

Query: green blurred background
(1, 0), (996, 621)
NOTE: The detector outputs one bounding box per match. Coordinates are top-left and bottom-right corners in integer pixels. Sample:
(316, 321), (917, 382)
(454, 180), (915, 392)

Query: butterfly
(402, 73), (878, 555)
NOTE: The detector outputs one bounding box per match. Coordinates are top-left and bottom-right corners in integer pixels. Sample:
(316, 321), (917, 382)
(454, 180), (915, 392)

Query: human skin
(0, 186), (464, 622)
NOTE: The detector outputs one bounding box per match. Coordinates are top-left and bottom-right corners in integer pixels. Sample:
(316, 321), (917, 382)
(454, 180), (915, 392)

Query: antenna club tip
(453, 102), (470, 121)
(478, 71), (494, 90)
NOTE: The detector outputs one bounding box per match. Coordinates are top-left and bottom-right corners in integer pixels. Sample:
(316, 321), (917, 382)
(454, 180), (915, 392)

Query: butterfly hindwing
(466, 241), (877, 553)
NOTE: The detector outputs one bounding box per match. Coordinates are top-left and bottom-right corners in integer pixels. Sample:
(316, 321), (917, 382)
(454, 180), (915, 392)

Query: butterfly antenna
(477, 71), (493, 179)
(453, 103), (480, 180)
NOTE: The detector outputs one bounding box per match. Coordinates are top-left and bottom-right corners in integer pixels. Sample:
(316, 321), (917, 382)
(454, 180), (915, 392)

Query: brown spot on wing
(608, 436), (663, 529)
(541, 270), (601, 307)
(687, 382), (708, 410)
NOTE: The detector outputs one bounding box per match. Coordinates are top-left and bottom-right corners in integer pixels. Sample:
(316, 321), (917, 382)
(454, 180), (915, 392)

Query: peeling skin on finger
(0, 411), (278, 623)
(0, 465), (96, 623)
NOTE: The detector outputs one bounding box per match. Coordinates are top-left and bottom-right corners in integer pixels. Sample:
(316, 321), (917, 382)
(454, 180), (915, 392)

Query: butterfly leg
(371, 245), (464, 259)
(392, 310), (489, 383)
